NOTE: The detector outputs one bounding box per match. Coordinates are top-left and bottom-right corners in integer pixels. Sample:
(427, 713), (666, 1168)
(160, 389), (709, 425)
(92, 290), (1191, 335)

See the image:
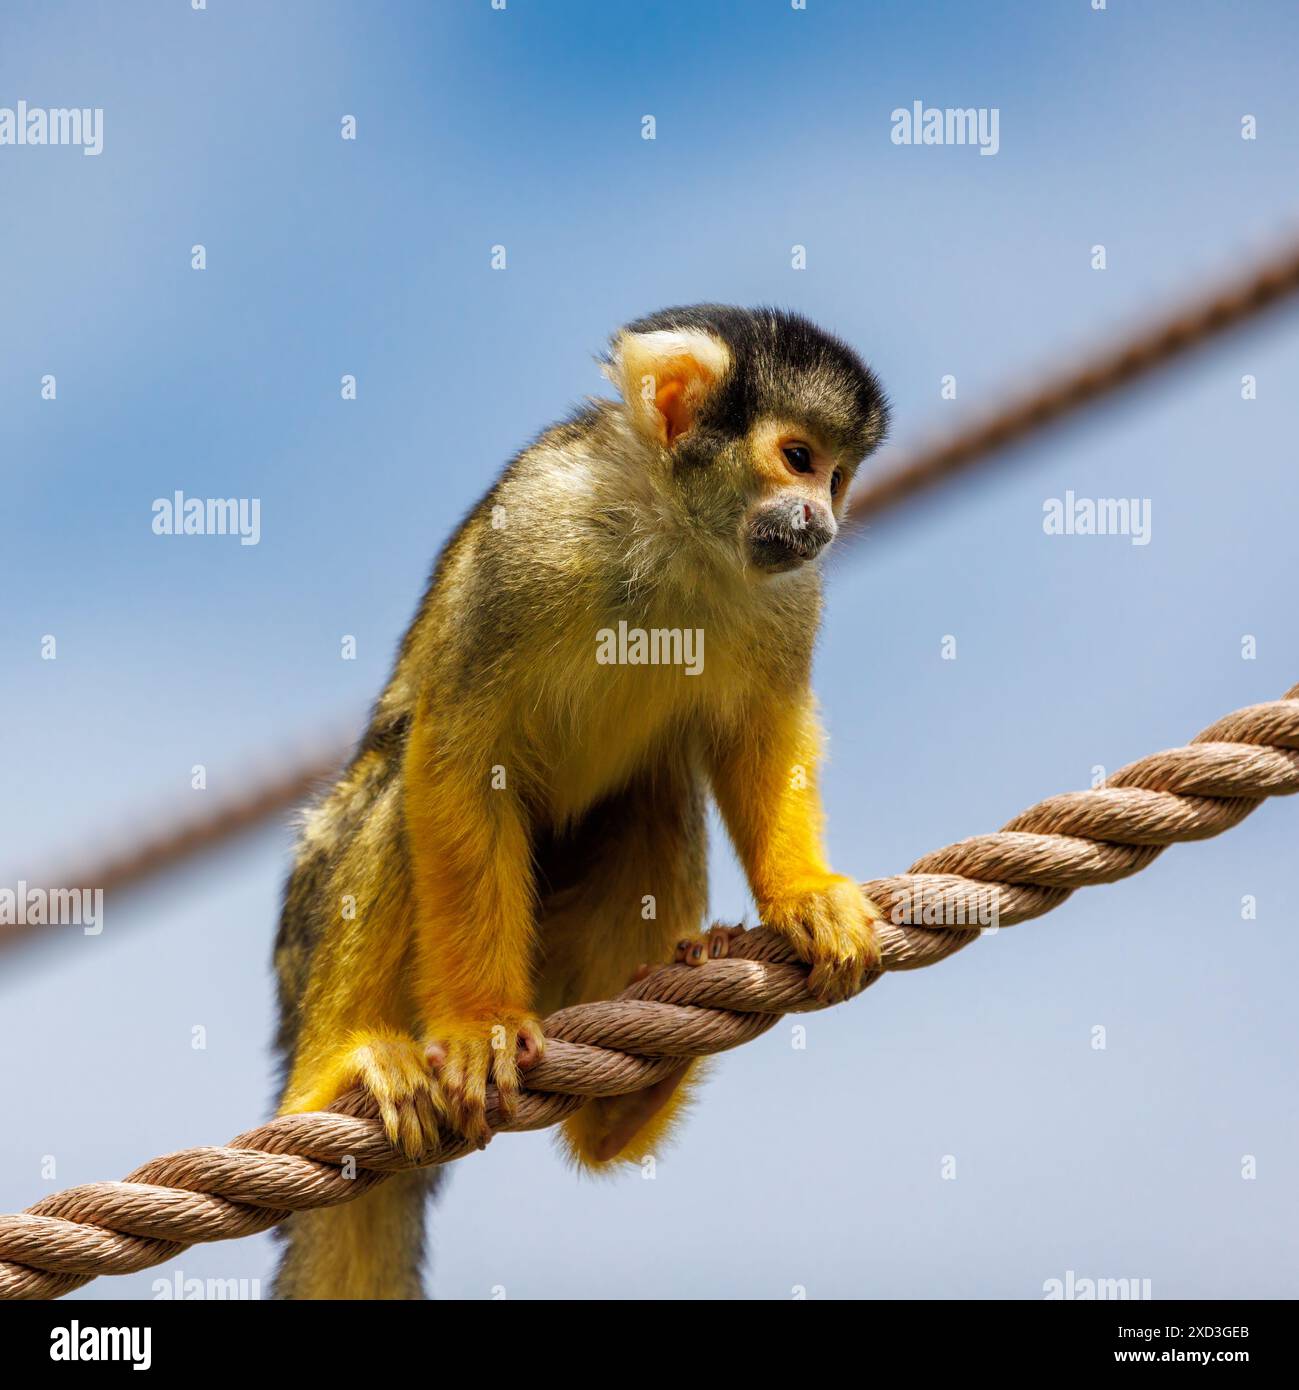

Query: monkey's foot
(285, 1030), (445, 1161)
(761, 875), (883, 1003)
(424, 1011), (545, 1145)
(673, 922), (747, 967)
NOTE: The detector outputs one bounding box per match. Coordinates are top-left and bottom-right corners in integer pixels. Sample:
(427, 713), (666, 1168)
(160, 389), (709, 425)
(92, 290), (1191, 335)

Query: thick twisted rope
(2, 684), (1295, 1300)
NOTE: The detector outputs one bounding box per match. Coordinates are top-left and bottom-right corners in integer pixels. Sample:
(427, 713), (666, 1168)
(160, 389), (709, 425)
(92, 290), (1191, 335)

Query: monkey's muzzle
(746, 500), (837, 573)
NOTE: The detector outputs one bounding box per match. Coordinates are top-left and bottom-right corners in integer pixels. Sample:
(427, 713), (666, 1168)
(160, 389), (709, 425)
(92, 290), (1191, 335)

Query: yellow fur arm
(708, 693), (835, 901)
(709, 694), (880, 1000)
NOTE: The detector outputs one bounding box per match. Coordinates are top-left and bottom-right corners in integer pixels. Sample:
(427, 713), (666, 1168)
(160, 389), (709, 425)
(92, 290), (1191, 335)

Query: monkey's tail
(271, 1168), (442, 1299)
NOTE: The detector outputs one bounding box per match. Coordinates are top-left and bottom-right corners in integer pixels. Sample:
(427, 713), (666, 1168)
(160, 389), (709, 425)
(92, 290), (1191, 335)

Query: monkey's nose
(746, 501), (836, 573)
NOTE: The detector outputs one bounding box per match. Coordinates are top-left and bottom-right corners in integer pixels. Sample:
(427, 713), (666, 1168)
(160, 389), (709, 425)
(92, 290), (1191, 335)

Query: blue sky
(1, 0), (1296, 1299)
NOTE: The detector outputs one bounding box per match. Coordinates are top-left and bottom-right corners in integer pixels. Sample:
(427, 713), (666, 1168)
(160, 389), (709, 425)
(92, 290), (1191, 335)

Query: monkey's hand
(425, 1011), (546, 1146)
(760, 875), (883, 1004)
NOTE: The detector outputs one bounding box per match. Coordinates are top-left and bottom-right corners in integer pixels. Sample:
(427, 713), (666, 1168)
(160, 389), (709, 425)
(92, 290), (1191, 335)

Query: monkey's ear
(605, 329), (731, 445)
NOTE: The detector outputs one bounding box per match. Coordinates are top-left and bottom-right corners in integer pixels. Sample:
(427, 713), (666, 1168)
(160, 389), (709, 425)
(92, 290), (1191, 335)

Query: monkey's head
(604, 305), (888, 576)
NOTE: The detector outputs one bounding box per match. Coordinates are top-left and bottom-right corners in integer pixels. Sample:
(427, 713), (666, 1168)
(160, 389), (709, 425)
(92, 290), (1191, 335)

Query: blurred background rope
(6, 238), (1299, 954)
(3, 682), (1295, 1298)
(843, 237), (1299, 524)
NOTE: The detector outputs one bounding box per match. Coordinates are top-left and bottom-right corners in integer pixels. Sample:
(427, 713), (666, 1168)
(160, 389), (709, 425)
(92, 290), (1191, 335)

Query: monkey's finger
(437, 1048), (468, 1121)
(436, 1050), (461, 1095)
(443, 1065), (491, 1150)
(458, 1046), (492, 1143)
(413, 1085), (443, 1148)
(683, 936), (709, 966)
(832, 956), (867, 1001)
(516, 1020), (546, 1071)
(707, 924), (734, 960)
(357, 1062), (411, 1147)
(805, 961), (828, 1000)
(444, 1088), (490, 1149)
(375, 1099), (405, 1153)
(836, 970), (863, 1002)
(806, 959), (848, 1004)
(674, 939), (693, 964)
(494, 1045), (522, 1120)
(396, 1100), (428, 1160)
(368, 1079), (420, 1158)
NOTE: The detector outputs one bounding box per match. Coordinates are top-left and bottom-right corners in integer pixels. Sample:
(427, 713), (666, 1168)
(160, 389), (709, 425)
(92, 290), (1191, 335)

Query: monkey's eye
(830, 468), (843, 497)
(782, 444), (814, 474)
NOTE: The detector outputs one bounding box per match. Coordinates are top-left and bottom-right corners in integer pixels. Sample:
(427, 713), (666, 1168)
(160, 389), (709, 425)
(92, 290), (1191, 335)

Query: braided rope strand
(2, 685), (1295, 1299)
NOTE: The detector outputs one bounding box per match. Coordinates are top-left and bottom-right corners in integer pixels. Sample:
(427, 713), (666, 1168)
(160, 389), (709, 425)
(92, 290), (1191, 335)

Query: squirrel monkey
(272, 305), (889, 1298)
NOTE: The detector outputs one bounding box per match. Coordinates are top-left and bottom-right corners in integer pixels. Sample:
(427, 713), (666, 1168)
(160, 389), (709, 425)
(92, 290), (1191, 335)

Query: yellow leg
(532, 769), (710, 1169)
(402, 714), (545, 1143)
